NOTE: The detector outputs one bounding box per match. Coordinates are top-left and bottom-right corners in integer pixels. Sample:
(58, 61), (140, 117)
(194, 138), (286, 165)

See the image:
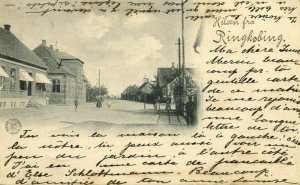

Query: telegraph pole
(98, 69), (101, 95)
(181, 0), (185, 71)
(175, 38), (181, 72)
(175, 38), (182, 113)
(181, 0), (186, 116)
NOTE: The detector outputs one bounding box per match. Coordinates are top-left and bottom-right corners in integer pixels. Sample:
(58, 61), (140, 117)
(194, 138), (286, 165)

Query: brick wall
(0, 59), (49, 109)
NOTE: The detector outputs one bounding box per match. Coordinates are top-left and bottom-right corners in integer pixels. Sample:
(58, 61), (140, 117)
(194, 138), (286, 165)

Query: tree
(86, 81), (108, 102)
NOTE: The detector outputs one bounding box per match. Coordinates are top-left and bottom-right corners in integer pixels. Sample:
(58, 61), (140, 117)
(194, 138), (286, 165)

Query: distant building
(0, 24), (51, 109)
(33, 41), (86, 104)
(139, 77), (154, 103)
(157, 63), (196, 99)
(157, 63), (179, 99)
(121, 85), (139, 101)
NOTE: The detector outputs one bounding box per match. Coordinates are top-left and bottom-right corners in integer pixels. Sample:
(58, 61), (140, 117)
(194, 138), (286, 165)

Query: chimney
(49, 45), (53, 50)
(143, 75), (148, 83)
(42, 40), (46, 45)
(4, 24), (11, 31)
(171, 62), (175, 70)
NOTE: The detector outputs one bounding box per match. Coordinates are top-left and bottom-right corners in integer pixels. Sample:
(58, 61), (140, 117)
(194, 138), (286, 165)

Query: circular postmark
(5, 118), (22, 134)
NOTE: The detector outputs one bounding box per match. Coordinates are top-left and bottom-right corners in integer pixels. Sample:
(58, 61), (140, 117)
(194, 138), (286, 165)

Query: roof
(121, 85), (139, 95)
(139, 82), (153, 94)
(0, 27), (47, 70)
(157, 68), (178, 87)
(33, 44), (85, 77)
(33, 44), (68, 74)
(157, 67), (196, 87)
(55, 50), (84, 64)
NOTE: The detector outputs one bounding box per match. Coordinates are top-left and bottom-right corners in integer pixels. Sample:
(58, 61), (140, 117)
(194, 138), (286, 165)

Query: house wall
(47, 74), (65, 104)
(47, 74), (80, 104)
(62, 60), (86, 103)
(0, 58), (48, 109)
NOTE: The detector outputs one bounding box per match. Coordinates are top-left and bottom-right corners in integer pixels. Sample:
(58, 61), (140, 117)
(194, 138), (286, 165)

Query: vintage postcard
(0, 0), (299, 184)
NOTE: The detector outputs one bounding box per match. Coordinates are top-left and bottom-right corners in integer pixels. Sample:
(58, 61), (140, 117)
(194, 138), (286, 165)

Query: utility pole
(181, 0), (186, 116)
(175, 38), (182, 113)
(98, 69), (101, 95)
(175, 38), (181, 73)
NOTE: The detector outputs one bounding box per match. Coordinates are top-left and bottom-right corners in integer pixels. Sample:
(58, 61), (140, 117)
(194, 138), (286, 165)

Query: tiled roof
(0, 27), (47, 70)
(55, 50), (84, 64)
(157, 68), (178, 87)
(157, 67), (195, 87)
(33, 44), (68, 74)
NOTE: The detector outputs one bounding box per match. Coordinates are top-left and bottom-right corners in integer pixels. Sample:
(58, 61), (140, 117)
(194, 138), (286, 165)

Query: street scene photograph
(0, 1), (200, 132)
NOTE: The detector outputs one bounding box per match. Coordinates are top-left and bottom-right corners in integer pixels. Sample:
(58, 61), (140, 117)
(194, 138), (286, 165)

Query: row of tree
(86, 81), (108, 102)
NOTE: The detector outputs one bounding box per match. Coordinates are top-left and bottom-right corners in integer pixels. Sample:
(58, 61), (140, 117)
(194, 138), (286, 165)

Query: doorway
(28, 81), (32, 96)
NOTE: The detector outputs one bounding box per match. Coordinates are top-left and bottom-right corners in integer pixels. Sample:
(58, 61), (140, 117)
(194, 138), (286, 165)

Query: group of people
(96, 96), (111, 108)
(74, 95), (196, 125)
(152, 95), (196, 125)
(74, 96), (112, 111)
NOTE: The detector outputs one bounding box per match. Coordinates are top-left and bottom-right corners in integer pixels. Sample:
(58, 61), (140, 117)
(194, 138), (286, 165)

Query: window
(20, 81), (27, 91)
(52, 79), (60, 93)
(36, 83), (46, 91)
(10, 69), (16, 91)
(0, 77), (5, 90)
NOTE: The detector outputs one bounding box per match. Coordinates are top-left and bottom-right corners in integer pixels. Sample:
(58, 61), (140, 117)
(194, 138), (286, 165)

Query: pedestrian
(96, 96), (102, 108)
(45, 96), (49, 105)
(74, 97), (79, 112)
(165, 96), (171, 113)
(153, 97), (157, 111)
(107, 96), (111, 108)
(185, 96), (194, 125)
(156, 96), (161, 114)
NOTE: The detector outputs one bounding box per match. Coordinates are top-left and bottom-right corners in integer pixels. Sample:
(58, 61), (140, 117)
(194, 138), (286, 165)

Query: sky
(0, 0), (200, 95)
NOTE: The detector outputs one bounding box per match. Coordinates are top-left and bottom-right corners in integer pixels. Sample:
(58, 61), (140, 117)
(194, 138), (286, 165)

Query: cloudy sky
(0, 0), (200, 95)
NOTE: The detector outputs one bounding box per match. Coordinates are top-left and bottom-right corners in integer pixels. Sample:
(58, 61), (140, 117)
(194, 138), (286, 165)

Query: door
(28, 81), (32, 96)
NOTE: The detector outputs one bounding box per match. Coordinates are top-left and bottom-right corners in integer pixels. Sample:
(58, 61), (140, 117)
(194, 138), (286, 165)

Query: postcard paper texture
(0, 0), (300, 184)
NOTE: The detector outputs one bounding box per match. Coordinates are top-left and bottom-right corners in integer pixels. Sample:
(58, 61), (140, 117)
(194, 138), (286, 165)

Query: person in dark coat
(96, 96), (102, 108)
(165, 96), (171, 113)
(185, 96), (194, 125)
(74, 97), (79, 112)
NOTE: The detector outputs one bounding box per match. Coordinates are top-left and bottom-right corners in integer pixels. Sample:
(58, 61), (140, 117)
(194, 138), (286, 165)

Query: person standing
(107, 96), (111, 108)
(96, 96), (102, 108)
(185, 96), (194, 125)
(153, 97), (157, 112)
(165, 96), (171, 113)
(156, 96), (161, 114)
(74, 97), (79, 112)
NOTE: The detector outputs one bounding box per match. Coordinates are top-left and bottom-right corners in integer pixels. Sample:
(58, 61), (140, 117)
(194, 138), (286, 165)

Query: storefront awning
(19, 69), (34, 81)
(36, 73), (51, 84)
(0, 66), (9, 77)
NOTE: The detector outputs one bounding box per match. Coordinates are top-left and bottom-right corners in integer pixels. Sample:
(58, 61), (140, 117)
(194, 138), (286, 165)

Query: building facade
(33, 41), (86, 104)
(0, 25), (51, 109)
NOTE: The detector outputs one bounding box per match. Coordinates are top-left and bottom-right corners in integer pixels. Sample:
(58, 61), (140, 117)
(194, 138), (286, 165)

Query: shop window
(20, 81), (27, 91)
(52, 79), (60, 93)
(36, 83), (46, 91)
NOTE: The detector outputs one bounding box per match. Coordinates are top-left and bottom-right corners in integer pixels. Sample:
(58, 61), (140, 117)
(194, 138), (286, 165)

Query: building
(0, 25), (51, 109)
(138, 77), (155, 103)
(157, 63), (179, 99)
(121, 85), (139, 101)
(157, 63), (196, 99)
(33, 41), (86, 104)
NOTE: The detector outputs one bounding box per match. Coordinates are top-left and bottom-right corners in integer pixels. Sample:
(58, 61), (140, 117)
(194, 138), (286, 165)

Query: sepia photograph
(0, 0), (201, 133)
(1, 0), (299, 184)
